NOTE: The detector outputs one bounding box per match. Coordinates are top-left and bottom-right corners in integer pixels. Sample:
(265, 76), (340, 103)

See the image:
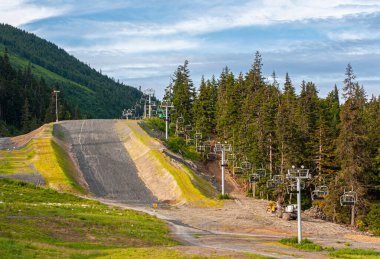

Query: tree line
(0, 49), (79, 136)
(164, 52), (380, 230)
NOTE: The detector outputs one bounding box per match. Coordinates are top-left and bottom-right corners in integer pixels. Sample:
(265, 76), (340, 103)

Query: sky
(1, 0), (380, 99)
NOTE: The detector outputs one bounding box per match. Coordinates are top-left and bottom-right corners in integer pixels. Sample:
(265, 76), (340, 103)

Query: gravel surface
(0, 173), (45, 185)
(57, 120), (157, 204)
(0, 138), (13, 151)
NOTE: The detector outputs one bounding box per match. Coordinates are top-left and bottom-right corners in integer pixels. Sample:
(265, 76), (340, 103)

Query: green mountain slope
(0, 23), (142, 118)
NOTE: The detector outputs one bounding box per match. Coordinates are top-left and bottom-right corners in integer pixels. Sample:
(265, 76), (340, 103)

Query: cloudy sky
(1, 0), (380, 98)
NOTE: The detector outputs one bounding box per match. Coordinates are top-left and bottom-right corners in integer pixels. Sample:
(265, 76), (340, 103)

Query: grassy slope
(121, 120), (220, 207)
(0, 178), (182, 258)
(0, 124), (84, 193)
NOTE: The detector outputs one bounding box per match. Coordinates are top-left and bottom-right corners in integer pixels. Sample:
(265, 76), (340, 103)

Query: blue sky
(1, 0), (380, 98)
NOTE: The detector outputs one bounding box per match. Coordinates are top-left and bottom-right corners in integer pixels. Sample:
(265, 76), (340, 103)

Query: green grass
(51, 140), (86, 193)
(329, 248), (380, 258)
(279, 237), (323, 251)
(0, 178), (178, 258)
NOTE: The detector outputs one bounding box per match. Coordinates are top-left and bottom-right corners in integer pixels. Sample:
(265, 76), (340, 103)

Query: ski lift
(311, 185), (329, 201)
(185, 136), (194, 145)
(287, 165), (310, 179)
(194, 132), (202, 140)
(176, 117), (184, 124)
(233, 166), (243, 175)
(226, 153), (236, 162)
(273, 175), (284, 184)
(249, 173), (260, 183)
(255, 168), (266, 178)
(241, 161), (252, 170)
(206, 152), (217, 161)
(185, 125), (193, 132)
(340, 188), (357, 206)
(196, 145), (206, 153)
(266, 179), (276, 188)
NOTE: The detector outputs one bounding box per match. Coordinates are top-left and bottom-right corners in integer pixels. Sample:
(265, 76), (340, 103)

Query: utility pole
(287, 165), (310, 244)
(161, 101), (174, 140)
(53, 90), (60, 122)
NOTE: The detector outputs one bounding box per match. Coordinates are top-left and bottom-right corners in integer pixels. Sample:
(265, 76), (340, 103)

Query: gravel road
(56, 120), (157, 204)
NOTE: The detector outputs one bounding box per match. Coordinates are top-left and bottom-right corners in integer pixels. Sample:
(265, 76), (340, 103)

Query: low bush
(367, 204), (380, 236)
(279, 237), (323, 251)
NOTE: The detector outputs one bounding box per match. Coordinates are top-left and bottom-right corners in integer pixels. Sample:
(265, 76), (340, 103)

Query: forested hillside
(164, 52), (380, 233)
(0, 50), (76, 136)
(0, 24), (142, 120)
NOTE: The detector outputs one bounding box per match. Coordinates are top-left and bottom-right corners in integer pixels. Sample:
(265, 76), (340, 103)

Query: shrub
(367, 204), (380, 236)
(279, 237), (323, 251)
(218, 193), (231, 200)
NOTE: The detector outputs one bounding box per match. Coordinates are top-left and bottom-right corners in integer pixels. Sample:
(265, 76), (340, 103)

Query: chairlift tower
(53, 90), (60, 122)
(215, 143), (232, 195)
(161, 101), (174, 140)
(286, 165), (310, 244)
(143, 88), (155, 118)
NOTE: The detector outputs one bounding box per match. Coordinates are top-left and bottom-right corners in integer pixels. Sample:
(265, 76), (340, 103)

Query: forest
(0, 24), (142, 119)
(0, 49), (77, 136)
(163, 52), (380, 234)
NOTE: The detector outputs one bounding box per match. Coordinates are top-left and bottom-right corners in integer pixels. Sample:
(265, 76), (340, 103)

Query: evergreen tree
(337, 64), (370, 226)
(21, 98), (31, 133)
(172, 60), (195, 125)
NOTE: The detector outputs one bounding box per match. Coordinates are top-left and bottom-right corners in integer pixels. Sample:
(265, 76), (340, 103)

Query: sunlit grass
(0, 124), (82, 193)
(0, 179), (178, 258)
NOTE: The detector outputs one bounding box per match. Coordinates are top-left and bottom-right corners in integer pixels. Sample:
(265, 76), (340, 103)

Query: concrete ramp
(56, 120), (156, 204)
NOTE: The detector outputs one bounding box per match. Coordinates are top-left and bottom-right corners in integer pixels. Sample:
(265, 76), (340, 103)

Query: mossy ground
(0, 124), (84, 193)
(0, 178), (179, 258)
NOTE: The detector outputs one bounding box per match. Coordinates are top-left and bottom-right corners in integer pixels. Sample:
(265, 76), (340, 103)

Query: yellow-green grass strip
(123, 121), (220, 207)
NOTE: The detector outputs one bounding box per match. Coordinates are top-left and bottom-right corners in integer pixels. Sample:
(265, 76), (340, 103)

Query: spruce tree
(337, 64), (370, 226)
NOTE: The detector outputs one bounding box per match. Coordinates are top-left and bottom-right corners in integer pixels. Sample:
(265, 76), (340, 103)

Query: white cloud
(67, 38), (199, 54)
(0, 0), (68, 26)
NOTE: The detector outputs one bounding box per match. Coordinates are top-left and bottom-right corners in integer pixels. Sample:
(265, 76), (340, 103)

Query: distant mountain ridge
(0, 23), (142, 119)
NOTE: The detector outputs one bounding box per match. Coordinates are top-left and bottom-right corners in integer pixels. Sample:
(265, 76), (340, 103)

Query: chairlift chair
(185, 125), (193, 132)
(194, 132), (202, 140)
(273, 175), (284, 184)
(311, 185), (329, 201)
(185, 136), (194, 145)
(226, 153), (236, 162)
(206, 152), (217, 161)
(255, 168), (266, 178)
(340, 189), (357, 206)
(176, 117), (184, 124)
(196, 145), (206, 153)
(241, 161), (252, 170)
(233, 166), (243, 175)
(249, 173), (260, 183)
(266, 179), (276, 188)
